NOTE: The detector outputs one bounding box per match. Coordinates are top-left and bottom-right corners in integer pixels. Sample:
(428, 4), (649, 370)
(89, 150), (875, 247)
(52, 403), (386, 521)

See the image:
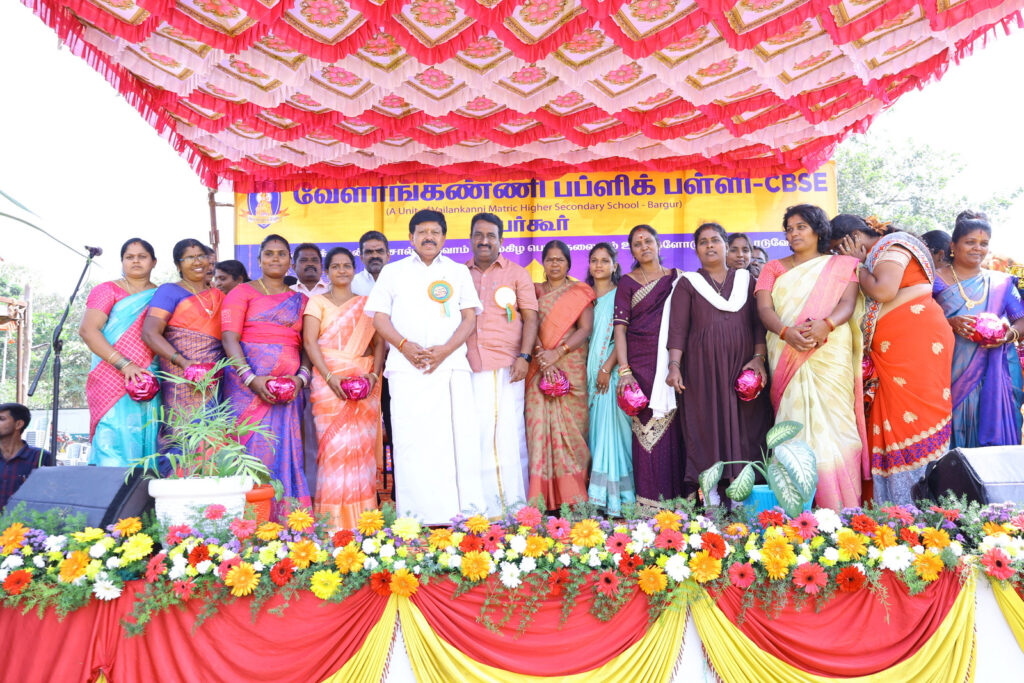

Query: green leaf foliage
(725, 463), (756, 502)
(698, 462), (723, 503)
(766, 421), (802, 450)
(772, 439), (818, 501)
(766, 461), (804, 518)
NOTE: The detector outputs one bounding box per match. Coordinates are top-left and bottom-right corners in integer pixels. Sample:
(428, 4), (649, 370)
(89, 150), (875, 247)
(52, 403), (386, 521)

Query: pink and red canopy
(24, 0), (1024, 189)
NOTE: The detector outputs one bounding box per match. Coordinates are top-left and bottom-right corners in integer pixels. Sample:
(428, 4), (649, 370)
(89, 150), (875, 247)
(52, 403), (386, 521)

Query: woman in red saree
(303, 247), (385, 532)
(222, 234), (311, 507)
(755, 205), (867, 510)
(526, 241), (595, 509)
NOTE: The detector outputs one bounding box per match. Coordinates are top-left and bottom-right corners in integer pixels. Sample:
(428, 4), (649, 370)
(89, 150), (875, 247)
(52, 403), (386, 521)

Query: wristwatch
(518, 353), (533, 363)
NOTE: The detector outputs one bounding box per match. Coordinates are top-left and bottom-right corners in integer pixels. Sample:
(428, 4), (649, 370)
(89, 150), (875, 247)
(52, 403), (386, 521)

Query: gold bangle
(107, 350), (120, 364)
(325, 372), (334, 382)
(599, 368), (611, 375)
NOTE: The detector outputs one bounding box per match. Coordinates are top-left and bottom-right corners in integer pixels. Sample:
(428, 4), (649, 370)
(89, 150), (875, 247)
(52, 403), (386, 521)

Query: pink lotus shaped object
(734, 368), (763, 402)
(617, 382), (648, 416)
(266, 376), (297, 403)
(539, 368), (570, 397)
(183, 362), (218, 383)
(971, 312), (1007, 346)
(125, 373), (159, 401)
(861, 356), (875, 383)
(340, 376), (371, 401)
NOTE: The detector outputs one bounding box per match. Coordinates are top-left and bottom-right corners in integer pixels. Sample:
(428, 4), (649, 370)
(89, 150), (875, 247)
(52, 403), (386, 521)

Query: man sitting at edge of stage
(365, 210), (486, 524)
(0, 403), (50, 510)
(466, 212), (539, 516)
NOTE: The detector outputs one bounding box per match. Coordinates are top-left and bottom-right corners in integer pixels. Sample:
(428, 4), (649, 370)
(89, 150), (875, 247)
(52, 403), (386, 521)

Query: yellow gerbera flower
(310, 569), (342, 600)
(913, 551), (944, 582)
(112, 517), (142, 537)
(465, 515), (490, 535)
(689, 550), (722, 583)
(287, 509), (315, 533)
(224, 562), (260, 597)
(637, 566), (668, 595)
(460, 550), (492, 581)
(724, 523), (749, 537)
(334, 545), (367, 574)
(836, 529), (867, 561)
(921, 527), (950, 550)
(59, 550), (90, 583)
(357, 510), (385, 536)
(71, 527), (105, 544)
(256, 522), (284, 541)
(873, 525), (897, 550)
(390, 568), (419, 597)
(0, 523), (28, 555)
(761, 536), (796, 566)
(762, 554), (789, 581)
(524, 535), (549, 558)
(654, 510), (682, 532)
(428, 528), (454, 551)
(289, 539), (319, 569)
(570, 519), (604, 548)
(120, 534), (154, 563)
(391, 517), (421, 542)
(983, 521), (1011, 537)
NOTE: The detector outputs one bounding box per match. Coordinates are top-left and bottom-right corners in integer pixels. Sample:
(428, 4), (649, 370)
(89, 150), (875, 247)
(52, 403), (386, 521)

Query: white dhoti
(388, 369), (484, 524)
(471, 368), (528, 517)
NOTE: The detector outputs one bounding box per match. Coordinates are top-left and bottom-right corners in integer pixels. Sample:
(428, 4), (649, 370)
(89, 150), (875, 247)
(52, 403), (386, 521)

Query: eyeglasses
(179, 254), (211, 264)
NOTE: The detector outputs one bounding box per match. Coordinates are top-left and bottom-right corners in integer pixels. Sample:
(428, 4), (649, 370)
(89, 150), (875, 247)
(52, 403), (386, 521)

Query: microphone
(85, 245), (103, 257)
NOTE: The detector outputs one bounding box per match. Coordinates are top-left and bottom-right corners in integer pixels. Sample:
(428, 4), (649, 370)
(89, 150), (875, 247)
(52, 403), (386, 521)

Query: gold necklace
(640, 266), (664, 286)
(119, 277), (149, 295)
(181, 280), (215, 317)
(950, 266), (984, 310)
(257, 277), (283, 296)
(705, 269), (727, 296)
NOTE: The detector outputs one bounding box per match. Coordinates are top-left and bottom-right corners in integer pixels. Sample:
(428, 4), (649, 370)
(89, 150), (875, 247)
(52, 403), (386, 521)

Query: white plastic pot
(149, 476), (252, 526)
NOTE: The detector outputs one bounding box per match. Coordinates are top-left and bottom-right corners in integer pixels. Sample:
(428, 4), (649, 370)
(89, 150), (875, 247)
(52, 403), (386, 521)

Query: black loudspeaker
(913, 446), (1024, 505)
(5, 466), (153, 527)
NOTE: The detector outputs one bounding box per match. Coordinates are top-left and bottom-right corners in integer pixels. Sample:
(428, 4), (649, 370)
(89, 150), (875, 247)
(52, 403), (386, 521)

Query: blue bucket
(744, 484), (814, 519)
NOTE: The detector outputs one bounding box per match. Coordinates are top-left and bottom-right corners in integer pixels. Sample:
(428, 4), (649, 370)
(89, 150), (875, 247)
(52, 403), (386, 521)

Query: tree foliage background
(834, 136), (1022, 235)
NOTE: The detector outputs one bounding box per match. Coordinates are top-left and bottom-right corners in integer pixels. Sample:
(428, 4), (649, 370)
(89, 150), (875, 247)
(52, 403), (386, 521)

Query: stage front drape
(990, 578), (1024, 653)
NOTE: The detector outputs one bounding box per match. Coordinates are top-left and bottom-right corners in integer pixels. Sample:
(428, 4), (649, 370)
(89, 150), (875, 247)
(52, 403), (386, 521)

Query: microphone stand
(29, 247), (100, 466)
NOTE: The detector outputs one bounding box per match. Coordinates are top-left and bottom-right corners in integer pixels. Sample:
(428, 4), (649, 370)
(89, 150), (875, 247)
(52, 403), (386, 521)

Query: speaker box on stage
(913, 446), (1024, 505)
(5, 466), (153, 527)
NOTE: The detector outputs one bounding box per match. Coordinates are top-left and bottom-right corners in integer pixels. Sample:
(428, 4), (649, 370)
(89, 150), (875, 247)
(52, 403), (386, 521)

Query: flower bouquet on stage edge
(129, 357), (282, 526)
(698, 420), (817, 518)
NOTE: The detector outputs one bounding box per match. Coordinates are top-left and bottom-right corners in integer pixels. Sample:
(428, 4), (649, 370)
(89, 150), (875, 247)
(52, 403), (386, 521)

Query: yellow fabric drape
(322, 594), (399, 683)
(690, 573), (976, 683)
(989, 577), (1024, 652)
(397, 595), (688, 683)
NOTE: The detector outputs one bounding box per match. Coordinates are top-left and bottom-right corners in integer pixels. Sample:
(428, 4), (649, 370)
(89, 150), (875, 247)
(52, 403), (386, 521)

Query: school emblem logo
(246, 192), (283, 229)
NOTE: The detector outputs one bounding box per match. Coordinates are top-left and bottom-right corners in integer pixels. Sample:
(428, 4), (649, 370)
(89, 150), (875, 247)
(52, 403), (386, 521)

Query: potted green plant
(129, 357), (280, 525)
(698, 420), (818, 517)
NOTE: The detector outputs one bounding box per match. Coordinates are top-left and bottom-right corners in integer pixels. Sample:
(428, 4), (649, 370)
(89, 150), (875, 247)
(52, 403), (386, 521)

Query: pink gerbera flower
(789, 512), (819, 540)
(654, 529), (685, 550)
(981, 548), (1016, 581)
(596, 570), (620, 596)
(166, 524), (192, 545)
(516, 506), (542, 527)
(230, 518), (256, 541)
(606, 532), (631, 554)
(792, 563), (828, 595)
(728, 562), (755, 589)
(172, 579), (196, 600)
(546, 517), (570, 540)
(204, 504), (226, 520)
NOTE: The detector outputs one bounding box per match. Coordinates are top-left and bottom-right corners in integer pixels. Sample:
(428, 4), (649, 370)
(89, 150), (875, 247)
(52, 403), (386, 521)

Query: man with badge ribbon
(365, 209), (486, 523)
(465, 213), (539, 515)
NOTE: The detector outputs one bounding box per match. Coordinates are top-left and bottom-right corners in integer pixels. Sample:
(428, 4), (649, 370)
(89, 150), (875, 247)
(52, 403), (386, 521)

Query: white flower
(492, 549), (505, 561)
(195, 559), (213, 575)
(795, 555), (808, 565)
(748, 549), (762, 562)
(823, 547), (840, 563)
(632, 523), (655, 547)
(665, 554), (690, 582)
(93, 579), (122, 601)
(378, 544), (396, 559)
(33, 555), (45, 569)
(499, 562), (521, 589)
(508, 535), (527, 554)
(559, 553), (571, 567)
(520, 557), (537, 572)
(252, 561), (264, 572)
(913, 545), (924, 555)
(612, 553), (622, 564)
(393, 560), (407, 571)
(0, 569), (8, 582)
(105, 557), (121, 569)
(448, 555), (462, 569)
(362, 538), (380, 554)
(867, 546), (881, 561)
(814, 509), (842, 534)
(413, 566), (421, 575)
(43, 535), (67, 553)
(89, 542), (107, 559)
(948, 541), (963, 557)
(588, 553), (601, 567)
(363, 557), (380, 571)
(1, 555), (24, 570)
(276, 546), (288, 559)
(880, 545), (914, 572)
(221, 549), (238, 562)
(688, 534), (703, 550)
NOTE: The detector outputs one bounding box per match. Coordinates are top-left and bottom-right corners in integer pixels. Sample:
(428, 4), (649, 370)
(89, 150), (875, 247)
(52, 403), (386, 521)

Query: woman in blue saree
(79, 238), (161, 466)
(934, 217), (1024, 447)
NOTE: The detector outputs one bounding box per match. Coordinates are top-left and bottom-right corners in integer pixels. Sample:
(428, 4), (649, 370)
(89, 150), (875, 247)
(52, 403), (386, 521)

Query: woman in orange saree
(303, 247), (385, 532)
(526, 241), (596, 509)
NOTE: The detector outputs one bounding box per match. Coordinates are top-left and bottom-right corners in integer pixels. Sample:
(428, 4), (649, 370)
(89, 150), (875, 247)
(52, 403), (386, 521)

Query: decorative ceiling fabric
(23, 0), (1024, 189)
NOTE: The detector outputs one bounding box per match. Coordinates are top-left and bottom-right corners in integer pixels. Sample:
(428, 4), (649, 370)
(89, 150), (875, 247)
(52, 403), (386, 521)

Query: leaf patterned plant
(698, 420), (817, 517)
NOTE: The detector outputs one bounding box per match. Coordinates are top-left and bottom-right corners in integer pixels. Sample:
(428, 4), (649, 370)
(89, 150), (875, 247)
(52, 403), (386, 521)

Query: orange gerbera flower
(289, 539), (319, 569)
(460, 550), (491, 581)
(389, 568), (419, 597)
(287, 509), (315, 533)
(524, 535), (549, 558)
(983, 521), (1011, 537)
(357, 510), (385, 536)
(224, 562), (260, 597)
(0, 523), (28, 555)
(921, 527), (950, 550)
(654, 510), (682, 532)
(836, 529), (867, 560)
(873, 525), (897, 550)
(113, 517), (142, 537)
(724, 523), (749, 537)
(58, 550), (90, 583)
(913, 552), (944, 582)
(689, 550), (722, 583)
(637, 566), (668, 595)
(570, 519), (604, 548)
(334, 545), (367, 574)
(428, 528), (454, 551)
(465, 515), (490, 534)
(762, 554), (790, 581)
(256, 522), (284, 541)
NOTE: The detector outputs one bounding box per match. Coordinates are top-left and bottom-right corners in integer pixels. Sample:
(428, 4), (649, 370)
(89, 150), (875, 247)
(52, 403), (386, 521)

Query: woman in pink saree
(221, 234), (311, 507)
(303, 247), (385, 532)
(755, 205), (867, 509)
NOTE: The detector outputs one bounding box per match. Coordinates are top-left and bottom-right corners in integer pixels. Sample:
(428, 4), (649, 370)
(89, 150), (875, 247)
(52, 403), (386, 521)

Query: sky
(2, 1), (1024, 299)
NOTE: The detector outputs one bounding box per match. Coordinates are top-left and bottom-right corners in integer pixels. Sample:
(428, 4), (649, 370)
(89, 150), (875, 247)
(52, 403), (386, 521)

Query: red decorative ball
(617, 382), (648, 416)
(972, 312), (1007, 346)
(539, 368), (571, 397)
(125, 373), (159, 401)
(861, 356), (875, 384)
(734, 368), (764, 402)
(265, 376), (297, 403)
(340, 376), (371, 401)
(183, 362), (218, 383)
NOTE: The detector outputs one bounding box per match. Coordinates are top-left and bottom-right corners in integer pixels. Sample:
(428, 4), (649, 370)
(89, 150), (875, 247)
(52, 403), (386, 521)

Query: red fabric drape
(410, 578), (651, 676)
(709, 570), (963, 677)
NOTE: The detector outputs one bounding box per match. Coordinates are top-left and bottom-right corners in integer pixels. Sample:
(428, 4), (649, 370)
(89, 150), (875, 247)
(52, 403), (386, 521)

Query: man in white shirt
(365, 210), (485, 523)
(352, 231), (390, 296)
(289, 243), (329, 296)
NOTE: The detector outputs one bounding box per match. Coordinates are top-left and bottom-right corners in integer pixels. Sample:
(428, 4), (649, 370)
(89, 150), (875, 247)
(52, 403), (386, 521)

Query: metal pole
(17, 285), (30, 404)
(208, 189), (219, 257)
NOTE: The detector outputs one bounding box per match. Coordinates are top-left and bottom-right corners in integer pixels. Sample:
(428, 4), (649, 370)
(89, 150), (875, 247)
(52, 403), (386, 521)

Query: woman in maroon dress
(666, 223), (773, 501)
(613, 225), (685, 510)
